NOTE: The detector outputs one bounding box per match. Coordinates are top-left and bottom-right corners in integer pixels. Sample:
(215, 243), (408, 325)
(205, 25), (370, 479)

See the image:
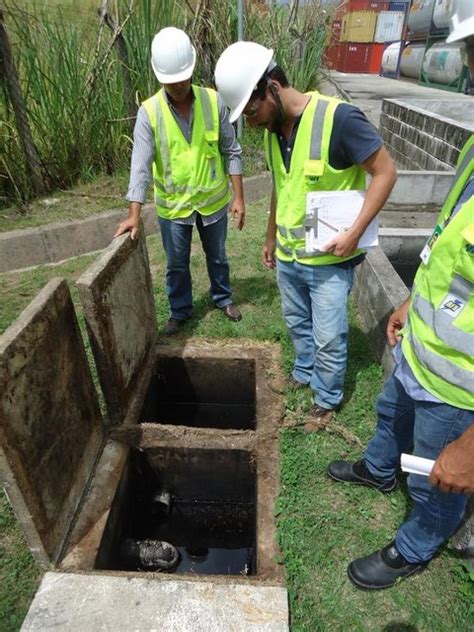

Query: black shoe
(347, 541), (427, 590)
(220, 303), (242, 322)
(163, 318), (185, 336)
(327, 459), (397, 493)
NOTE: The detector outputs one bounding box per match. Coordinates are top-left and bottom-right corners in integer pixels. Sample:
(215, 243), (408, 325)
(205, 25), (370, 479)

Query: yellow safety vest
(264, 92), (367, 266)
(142, 85), (231, 219)
(401, 135), (474, 409)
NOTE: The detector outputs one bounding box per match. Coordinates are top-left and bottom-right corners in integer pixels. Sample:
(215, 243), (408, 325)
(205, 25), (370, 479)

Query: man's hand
(322, 228), (359, 258)
(229, 197), (245, 230)
(386, 298), (411, 347)
(262, 238), (276, 269)
(113, 217), (140, 240)
(429, 425), (474, 494)
(113, 202), (141, 240)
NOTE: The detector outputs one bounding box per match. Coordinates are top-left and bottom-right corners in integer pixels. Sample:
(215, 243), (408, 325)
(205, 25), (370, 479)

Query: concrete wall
(380, 98), (473, 171)
(352, 247), (410, 377)
(0, 174), (273, 274)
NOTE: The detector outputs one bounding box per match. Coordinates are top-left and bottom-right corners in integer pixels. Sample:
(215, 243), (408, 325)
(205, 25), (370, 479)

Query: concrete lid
(77, 226), (158, 426)
(22, 572), (289, 631)
(0, 278), (105, 565)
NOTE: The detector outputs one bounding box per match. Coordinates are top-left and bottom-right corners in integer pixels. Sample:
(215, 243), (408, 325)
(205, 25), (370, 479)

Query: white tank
(408, 0), (435, 34)
(381, 42), (401, 74)
(422, 41), (464, 84)
(400, 43), (426, 78)
(432, 0), (456, 30)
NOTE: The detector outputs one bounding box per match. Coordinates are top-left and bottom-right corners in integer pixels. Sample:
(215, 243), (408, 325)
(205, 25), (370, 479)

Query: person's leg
(364, 373), (416, 482)
(306, 263), (353, 409)
(196, 213), (232, 308)
(158, 216), (193, 320)
(276, 259), (313, 385)
(328, 374), (414, 492)
(395, 403), (473, 563)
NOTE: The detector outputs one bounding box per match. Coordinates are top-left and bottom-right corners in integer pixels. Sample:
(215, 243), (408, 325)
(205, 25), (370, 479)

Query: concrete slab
(77, 226), (157, 426)
(328, 71), (472, 128)
(22, 572), (289, 631)
(0, 279), (104, 565)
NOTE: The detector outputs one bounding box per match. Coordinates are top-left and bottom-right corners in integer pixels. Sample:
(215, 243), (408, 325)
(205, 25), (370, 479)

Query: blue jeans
(276, 259), (354, 409)
(158, 213), (232, 320)
(364, 373), (473, 563)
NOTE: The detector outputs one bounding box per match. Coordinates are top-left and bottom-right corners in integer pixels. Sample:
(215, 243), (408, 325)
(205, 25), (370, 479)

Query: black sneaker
(347, 541), (427, 590)
(327, 458), (397, 493)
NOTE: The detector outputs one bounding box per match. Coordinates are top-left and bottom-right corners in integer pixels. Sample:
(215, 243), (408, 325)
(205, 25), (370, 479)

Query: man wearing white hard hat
(115, 27), (245, 335)
(215, 42), (397, 427)
(327, 1), (474, 590)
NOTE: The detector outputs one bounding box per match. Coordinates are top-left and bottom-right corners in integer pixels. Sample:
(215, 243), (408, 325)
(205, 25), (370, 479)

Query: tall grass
(1, 0), (329, 206)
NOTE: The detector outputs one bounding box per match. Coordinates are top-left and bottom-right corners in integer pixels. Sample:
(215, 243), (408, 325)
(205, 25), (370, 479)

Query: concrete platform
(21, 573), (289, 632)
(326, 71), (472, 128)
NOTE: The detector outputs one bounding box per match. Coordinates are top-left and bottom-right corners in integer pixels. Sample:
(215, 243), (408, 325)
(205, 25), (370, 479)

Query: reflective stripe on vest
(275, 98), (330, 241)
(407, 331), (474, 395)
(412, 274), (474, 355)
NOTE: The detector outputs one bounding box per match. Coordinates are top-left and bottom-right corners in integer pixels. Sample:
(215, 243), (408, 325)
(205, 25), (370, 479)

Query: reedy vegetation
(1, 0), (329, 206)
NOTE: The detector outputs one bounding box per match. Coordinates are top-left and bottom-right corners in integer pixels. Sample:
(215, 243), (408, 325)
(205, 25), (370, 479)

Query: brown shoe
(270, 375), (308, 394)
(221, 304), (242, 322)
(163, 318), (185, 336)
(304, 404), (334, 433)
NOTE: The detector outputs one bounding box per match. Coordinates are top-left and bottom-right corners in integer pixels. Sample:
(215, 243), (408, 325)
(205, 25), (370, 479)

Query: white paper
(305, 190), (378, 253)
(401, 453), (435, 477)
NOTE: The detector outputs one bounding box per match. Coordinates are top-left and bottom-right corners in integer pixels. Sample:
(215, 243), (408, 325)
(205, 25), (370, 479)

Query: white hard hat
(151, 27), (196, 83)
(215, 42), (274, 123)
(446, 0), (474, 43)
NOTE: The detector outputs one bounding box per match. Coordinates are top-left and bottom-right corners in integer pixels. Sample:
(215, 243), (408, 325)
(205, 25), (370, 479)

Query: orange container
(369, 42), (385, 73)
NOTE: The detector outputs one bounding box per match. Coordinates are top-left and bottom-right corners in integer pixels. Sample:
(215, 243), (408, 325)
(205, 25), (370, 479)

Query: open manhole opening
(140, 356), (257, 430)
(95, 447), (257, 576)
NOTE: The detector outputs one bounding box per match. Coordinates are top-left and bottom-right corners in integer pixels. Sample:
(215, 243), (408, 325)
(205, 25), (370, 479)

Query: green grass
(1, 200), (473, 630)
(2, 0), (328, 205)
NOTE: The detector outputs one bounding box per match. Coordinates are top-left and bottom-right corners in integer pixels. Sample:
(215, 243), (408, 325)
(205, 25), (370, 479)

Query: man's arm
(262, 186), (277, 269)
(217, 96), (245, 230)
(114, 106), (155, 240)
(323, 146), (397, 257)
(429, 424), (474, 493)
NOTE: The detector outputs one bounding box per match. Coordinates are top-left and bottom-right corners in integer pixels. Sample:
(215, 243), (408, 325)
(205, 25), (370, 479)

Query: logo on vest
(441, 296), (464, 317)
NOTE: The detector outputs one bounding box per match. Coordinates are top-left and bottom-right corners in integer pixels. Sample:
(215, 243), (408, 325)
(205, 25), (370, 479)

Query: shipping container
(369, 43), (385, 73)
(408, 0), (435, 35)
(400, 43), (426, 78)
(389, 1), (410, 9)
(375, 11), (405, 42)
(388, 1), (410, 13)
(331, 19), (343, 42)
(432, 0), (456, 30)
(324, 43), (343, 70)
(422, 41), (464, 85)
(381, 41), (402, 74)
(336, 0), (390, 19)
(341, 10), (377, 42)
(339, 43), (372, 72)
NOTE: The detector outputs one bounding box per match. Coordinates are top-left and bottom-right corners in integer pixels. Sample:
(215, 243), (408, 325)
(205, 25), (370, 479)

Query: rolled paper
(401, 453), (435, 476)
